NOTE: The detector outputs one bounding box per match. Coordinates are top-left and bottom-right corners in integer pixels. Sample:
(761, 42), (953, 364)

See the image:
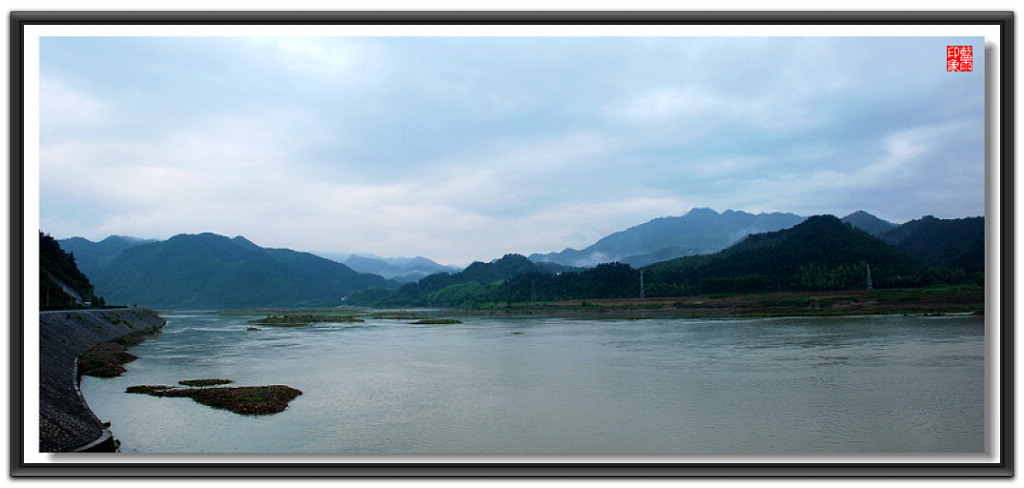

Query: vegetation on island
(179, 379), (233, 387)
(248, 313), (365, 326)
(126, 382), (303, 415)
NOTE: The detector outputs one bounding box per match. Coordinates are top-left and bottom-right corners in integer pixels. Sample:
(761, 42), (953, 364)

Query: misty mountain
(529, 208), (806, 268)
(880, 215), (985, 275)
(87, 233), (395, 309)
(354, 214), (957, 306)
(841, 211), (898, 237)
(59, 235), (157, 278)
(343, 254), (461, 283)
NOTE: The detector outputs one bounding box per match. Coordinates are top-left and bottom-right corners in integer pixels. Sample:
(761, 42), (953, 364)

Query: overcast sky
(38, 34), (986, 266)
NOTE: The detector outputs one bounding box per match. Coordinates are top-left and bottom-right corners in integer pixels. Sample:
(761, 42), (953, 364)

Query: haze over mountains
(529, 208), (807, 267)
(339, 255), (462, 283)
(57, 208), (983, 309)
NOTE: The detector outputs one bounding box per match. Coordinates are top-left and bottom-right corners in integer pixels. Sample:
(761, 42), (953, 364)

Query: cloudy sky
(38, 33), (986, 266)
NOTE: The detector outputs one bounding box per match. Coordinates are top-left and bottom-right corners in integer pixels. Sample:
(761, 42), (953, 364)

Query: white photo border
(9, 10), (1014, 477)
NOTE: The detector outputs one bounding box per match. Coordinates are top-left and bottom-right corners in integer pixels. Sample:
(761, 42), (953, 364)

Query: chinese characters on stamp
(947, 46), (973, 72)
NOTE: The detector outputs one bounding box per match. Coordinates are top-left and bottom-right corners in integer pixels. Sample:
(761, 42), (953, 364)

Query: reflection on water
(80, 313), (985, 454)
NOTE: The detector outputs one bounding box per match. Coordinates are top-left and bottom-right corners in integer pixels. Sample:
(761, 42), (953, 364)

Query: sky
(37, 33), (987, 267)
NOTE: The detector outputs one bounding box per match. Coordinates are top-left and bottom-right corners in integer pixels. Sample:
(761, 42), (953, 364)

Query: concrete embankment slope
(38, 308), (166, 453)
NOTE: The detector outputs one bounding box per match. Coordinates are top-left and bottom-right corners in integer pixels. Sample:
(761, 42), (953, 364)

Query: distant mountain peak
(530, 208), (806, 268)
(343, 253), (461, 282)
(231, 235), (260, 249)
(687, 207), (720, 216)
(841, 211), (897, 237)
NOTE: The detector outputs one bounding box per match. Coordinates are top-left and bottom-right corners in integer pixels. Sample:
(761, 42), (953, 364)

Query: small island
(248, 314), (365, 326)
(126, 379), (302, 415)
(411, 318), (463, 325)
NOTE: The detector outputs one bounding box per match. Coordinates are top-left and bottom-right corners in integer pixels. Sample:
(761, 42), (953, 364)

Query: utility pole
(866, 264), (873, 291)
(640, 270), (645, 299)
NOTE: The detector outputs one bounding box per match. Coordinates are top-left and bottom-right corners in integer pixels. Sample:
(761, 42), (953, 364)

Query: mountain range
(62, 233), (394, 309)
(350, 213), (983, 308)
(56, 209), (983, 309)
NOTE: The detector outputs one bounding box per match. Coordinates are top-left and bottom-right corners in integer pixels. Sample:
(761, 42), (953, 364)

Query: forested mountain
(880, 216), (985, 276)
(529, 208), (806, 268)
(347, 254), (577, 308)
(641, 215), (927, 295)
(88, 233), (395, 309)
(511, 215), (929, 300)
(59, 235), (156, 278)
(40, 232), (104, 309)
(352, 214), (979, 307)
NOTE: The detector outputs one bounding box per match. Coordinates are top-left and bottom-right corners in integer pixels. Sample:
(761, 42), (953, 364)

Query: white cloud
(37, 35), (986, 264)
(39, 78), (105, 130)
(241, 37), (366, 78)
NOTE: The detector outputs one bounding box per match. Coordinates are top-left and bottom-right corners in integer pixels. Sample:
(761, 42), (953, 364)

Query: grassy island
(126, 381), (302, 415)
(411, 318), (463, 324)
(248, 314), (365, 326)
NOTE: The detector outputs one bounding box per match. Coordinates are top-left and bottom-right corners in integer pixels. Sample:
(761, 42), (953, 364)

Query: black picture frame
(9, 10), (1014, 477)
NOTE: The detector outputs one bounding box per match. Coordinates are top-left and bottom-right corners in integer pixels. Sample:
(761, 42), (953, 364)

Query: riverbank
(218, 287), (984, 321)
(462, 286), (985, 319)
(38, 308), (166, 452)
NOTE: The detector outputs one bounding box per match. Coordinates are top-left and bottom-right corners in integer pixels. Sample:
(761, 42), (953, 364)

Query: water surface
(80, 312), (985, 454)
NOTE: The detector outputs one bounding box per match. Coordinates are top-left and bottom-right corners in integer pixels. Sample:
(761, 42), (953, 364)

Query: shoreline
(476, 288), (985, 319)
(221, 287), (984, 321)
(38, 308), (166, 453)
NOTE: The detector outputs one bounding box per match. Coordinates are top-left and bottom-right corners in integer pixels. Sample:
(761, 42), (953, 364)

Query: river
(79, 312), (985, 454)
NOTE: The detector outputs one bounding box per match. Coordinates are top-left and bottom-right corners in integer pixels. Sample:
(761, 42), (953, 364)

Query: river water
(79, 312), (985, 454)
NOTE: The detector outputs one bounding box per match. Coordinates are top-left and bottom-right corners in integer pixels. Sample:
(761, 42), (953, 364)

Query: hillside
(530, 208), (806, 267)
(40, 232), (104, 310)
(348, 254), (576, 308)
(89, 233), (395, 309)
(880, 216), (985, 276)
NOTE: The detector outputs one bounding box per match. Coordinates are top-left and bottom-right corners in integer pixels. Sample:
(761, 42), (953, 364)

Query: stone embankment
(38, 308), (166, 453)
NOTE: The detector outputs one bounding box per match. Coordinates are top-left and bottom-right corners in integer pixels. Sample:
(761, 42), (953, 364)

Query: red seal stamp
(947, 46), (973, 72)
